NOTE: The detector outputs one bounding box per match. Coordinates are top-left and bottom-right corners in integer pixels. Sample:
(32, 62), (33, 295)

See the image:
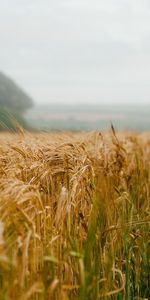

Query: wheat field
(0, 129), (149, 299)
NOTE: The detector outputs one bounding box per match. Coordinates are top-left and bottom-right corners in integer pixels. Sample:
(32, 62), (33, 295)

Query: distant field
(0, 129), (149, 299)
(25, 104), (150, 131)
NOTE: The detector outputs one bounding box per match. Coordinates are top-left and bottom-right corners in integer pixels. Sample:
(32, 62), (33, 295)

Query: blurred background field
(1, 69), (150, 132)
(26, 103), (150, 132)
(1, 70), (149, 133)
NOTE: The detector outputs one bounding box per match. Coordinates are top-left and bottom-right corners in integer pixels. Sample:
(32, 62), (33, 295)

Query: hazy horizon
(31, 102), (150, 107)
(1, 0), (150, 105)
(26, 102), (150, 132)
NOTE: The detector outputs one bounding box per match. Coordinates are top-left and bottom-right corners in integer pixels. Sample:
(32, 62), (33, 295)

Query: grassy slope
(0, 130), (149, 299)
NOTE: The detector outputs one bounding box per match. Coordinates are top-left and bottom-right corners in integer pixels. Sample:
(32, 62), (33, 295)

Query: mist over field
(26, 103), (150, 131)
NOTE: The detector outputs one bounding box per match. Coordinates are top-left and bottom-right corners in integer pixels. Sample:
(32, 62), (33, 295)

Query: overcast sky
(0, 0), (150, 105)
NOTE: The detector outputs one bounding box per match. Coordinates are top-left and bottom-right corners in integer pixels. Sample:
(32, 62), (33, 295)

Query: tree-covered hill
(0, 72), (33, 130)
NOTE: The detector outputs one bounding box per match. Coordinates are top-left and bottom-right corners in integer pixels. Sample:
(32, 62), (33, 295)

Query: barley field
(0, 129), (149, 300)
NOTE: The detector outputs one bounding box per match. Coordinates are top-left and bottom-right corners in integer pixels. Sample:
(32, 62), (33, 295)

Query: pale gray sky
(1, 0), (150, 104)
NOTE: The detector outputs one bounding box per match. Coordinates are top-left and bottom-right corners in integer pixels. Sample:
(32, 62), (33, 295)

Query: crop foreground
(0, 130), (149, 299)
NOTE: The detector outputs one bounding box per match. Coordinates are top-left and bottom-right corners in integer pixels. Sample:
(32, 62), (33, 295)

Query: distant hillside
(0, 72), (33, 113)
(0, 72), (33, 130)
